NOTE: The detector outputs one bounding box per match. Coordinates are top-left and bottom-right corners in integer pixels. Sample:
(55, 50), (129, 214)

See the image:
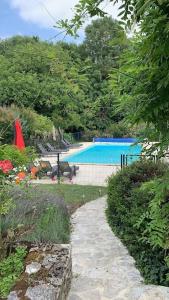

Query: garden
(0, 142), (106, 298)
(0, 0), (169, 296)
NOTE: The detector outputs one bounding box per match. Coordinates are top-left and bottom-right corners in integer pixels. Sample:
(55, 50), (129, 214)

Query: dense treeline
(65, 0), (169, 150)
(0, 17), (127, 135)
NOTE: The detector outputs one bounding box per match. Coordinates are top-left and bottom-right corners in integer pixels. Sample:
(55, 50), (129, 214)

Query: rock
(25, 283), (58, 300)
(42, 254), (58, 269)
(25, 262), (41, 275)
(7, 291), (20, 300)
(7, 244), (71, 300)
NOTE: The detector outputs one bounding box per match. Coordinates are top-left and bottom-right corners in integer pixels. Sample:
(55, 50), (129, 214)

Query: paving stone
(68, 197), (169, 300)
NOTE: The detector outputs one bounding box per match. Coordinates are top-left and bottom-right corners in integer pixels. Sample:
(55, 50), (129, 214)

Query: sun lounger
(61, 139), (82, 149)
(46, 142), (68, 153)
(51, 161), (79, 180)
(37, 143), (63, 156)
(58, 127), (82, 149)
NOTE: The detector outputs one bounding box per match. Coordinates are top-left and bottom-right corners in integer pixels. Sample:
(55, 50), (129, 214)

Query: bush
(107, 160), (169, 286)
(105, 122), (132, 138)
(0, 247), (27, 298)
(0, 145), (36, 167)
(0, 185), (70, 244)
(0, 171), (13, 216)
(82, 129), (101, 141)
(0, 105), (54, 145)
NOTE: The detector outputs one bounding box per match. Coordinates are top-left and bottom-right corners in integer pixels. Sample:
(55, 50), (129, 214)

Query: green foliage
(0, 172), (13, 216)
(135, 176), (169, 248)
(0, 36), (88, 132)
(107, 160), (169, 285)
(1, 185), (70, 244)
(40, 184), (107, 205)
(78, 17), (128, 130)
(0, 144), (36, 167)
(61, 0), (169, 150)
(0, 105), (54, 144)
(81, 17), (128, 80)
(0, 23), (128, 134)
(106, 122), (131, 138)
(0, 246), (27, 298)
(26, 205), (70, 243)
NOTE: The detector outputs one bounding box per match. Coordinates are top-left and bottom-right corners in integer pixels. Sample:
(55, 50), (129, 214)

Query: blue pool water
(64, 143), (142, 165)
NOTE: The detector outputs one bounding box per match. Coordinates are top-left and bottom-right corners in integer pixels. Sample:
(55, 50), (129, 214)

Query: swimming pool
(64, 143), (142, 165)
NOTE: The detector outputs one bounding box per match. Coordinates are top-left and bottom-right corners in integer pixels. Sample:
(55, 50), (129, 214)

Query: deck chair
(59, 161), (79, 179)
(39, 160), (60, 179)
(60, 139), (70, 149)
(37, 143), (62, 156)
(63, 138), (82, 148)
(58, 127), (82, 149)
(46, 143), (68, 153)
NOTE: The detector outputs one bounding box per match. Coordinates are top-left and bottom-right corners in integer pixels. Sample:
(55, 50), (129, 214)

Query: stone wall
(8, 244), (72, 300)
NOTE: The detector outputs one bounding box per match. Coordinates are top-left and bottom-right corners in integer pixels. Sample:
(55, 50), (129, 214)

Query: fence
(120, 153), (163, 169)
(37, 148), (169, 187)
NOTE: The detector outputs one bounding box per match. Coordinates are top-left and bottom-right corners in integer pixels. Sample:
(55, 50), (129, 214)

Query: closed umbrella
(14, 119), (25, 150)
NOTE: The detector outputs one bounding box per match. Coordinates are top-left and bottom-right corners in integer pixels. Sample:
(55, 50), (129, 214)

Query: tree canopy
(61, 0), (169, 149)
(0, 18), (127, 133)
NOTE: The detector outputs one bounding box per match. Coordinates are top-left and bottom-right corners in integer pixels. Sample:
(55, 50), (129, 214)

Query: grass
(25, 205), (70, 244)
(0, 184), (107, 297)
(1, 184), (106, 247)
(1, 185), (70, 245)
(40, 184), (107, 206)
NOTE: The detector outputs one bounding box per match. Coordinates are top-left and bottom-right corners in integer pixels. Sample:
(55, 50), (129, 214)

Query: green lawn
(40, 184), (107, 206)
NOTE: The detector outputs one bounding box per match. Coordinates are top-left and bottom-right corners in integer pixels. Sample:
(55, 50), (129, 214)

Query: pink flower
(0, 160), (13, 173)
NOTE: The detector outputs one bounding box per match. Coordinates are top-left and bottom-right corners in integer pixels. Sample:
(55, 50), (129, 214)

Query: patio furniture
(59, 161), (79, 179)
(58, 128), (82, 149)
(46, 142), (68, 153)
(30, 160), (79, 180)
(37, 143), (62, 156)
(60, 138), (82, 149)
(50, 161), (79, 180)
(63, 138), (82, 148)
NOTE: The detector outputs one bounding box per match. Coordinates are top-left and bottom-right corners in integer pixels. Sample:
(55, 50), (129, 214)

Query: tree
(81, 17), (127, 80)
(78, 17), (128, 130)
(61, 0), (169, 150)
(0, 36), (89, 132)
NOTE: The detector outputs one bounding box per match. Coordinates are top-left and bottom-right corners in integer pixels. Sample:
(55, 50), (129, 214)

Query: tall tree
(61, 0), (169, 149)
(0, 36), (89, 132)
(81, 17), (127, 80)
(78, 17), (128, 130)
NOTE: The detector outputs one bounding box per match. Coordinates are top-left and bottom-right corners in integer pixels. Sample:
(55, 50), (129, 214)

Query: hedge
(107, 160), (169, 286)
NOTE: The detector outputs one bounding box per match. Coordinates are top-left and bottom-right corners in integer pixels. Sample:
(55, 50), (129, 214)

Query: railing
(120, 154), (158, 169)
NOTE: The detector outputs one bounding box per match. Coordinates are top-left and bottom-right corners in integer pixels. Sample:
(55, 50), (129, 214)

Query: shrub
(1, 185), (70, 244)
(0, 145), (36, 167)
(0, 171), (13, 216)
(107, 160), (169, 286)
(0, 246), (27, 298)
(82, 129), (101, 141)
(0, 105), (54, 144)
(105, 122), (132, 138)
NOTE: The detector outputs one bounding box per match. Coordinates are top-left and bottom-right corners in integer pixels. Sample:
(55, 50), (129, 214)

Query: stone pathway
(68, 197), (169, 300)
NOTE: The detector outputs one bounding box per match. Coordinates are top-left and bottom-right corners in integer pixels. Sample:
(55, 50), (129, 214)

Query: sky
(0, 0), (121, 43)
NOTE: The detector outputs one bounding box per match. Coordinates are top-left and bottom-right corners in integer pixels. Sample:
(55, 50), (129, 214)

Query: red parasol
(14, 119), (25, 150)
